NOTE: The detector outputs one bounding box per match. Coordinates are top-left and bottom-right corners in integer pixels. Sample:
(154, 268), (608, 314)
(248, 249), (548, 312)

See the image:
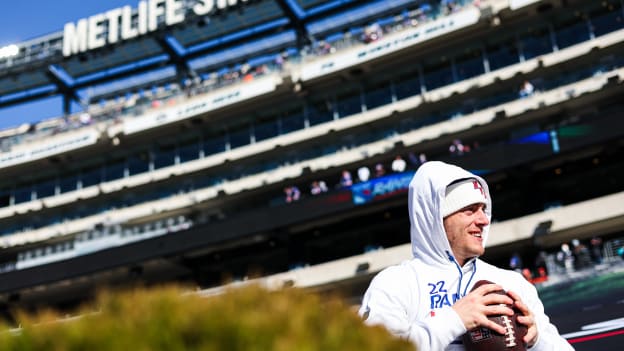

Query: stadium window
(178, 137), (201, 163)
(397, 117), (417, 134)
(307, 97), (335, 126)
(13, 184), (32, 205)
(335, 90), (362, 119)
(589, 0), (624, 37)
(202, 132), (227, 157)
(422, 56), (454, 90)
(254, 114), (279, 142)
(517, 24), (553, 60)
(127, 151), (150, 175)
(485, 35), (520, 72)
(393, 69), (421, 100)
(454, 47), (486, 81)
(0, 188), (10, 208)
(227, 123), (252, 150)
(81, 166), (103, 188)
(363, 79), (393, 110)
(154, 143), (177, 169)
(279, 107), (305, 134)
(553, 12), (591, 50)
(104, 158), (125, 182)
(34, 178), (57, 199)
(59, 173), (79, 193)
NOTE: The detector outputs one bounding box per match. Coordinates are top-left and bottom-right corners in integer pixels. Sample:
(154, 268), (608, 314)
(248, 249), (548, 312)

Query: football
(462, 280), (528, 351)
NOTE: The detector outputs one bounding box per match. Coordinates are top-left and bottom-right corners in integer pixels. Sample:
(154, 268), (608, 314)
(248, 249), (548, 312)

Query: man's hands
(452, 283), (514, 335)
(508, 290), (538, 348)
(452, 284), (539, 348)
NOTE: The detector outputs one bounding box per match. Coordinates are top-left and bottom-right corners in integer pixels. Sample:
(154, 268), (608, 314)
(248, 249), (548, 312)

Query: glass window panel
(254, 116), (279, 142)
(486, 36), (520, 71)
(154, 144), (176, 169)
(34, 178), (56, 199)
(518, 25), (552, 60)
(335, 92), (361, 118)
(554, 13), (590, 49)
(363, 82), (392, 110)
(178, 139), (200, 163)
(589, 1), (624, 37)
(394, 71), (421, 100)
(228, 125), (251, 149)
(59, 174), (79, 193)
(81, 166), (102, 188)
(280, 108), (305, 134)
(128, 152), (150, 175)
(14, 185), (32, 204)
(307, 98), (334, 126)
(0, 188), (10, 207)
(104, 159), (125, 181)
(455, 47), (485, 81)
(423, 56), (453, 90)
(203, 133), (226, 156)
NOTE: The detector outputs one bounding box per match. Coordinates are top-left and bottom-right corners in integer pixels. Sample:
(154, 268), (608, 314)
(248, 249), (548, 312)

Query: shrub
(0, 284), (415, 351)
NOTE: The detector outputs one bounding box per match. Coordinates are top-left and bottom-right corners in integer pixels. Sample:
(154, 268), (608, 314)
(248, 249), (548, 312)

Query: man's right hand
(451, 283), (514, 335)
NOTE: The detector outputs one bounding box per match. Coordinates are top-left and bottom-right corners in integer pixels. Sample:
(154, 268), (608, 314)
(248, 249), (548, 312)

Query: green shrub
(0, 285), (415, 351)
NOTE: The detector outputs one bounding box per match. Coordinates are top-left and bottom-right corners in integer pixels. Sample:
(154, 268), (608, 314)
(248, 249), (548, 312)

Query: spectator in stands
(79, 112), (92, 126)
(590, 236), (604, 264)
(519, 80), (535, 98)
(449, 139), (467, 156)
(571, 238), (591, 270)
(310, 180), (328, 195)
(509, 252), (523, 273)
(391, 155), (407, 173)
(443, 0), (459, 14)
(534, 250), (549, 277)
(284, 186), (301, 203)
(557, 242), (575, 273)
(357, 165), (371, 183)
(316, 41), (334, 55)
(362, 23), (383, 43)
(339, 170), (353, 187)
(408, 152), (428, 168)
(275, 52), (286, 69)
(374, 163), (386, 178)
(359, 161), (572, 350)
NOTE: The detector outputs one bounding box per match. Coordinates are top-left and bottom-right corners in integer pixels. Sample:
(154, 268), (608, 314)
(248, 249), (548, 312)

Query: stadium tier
(1, 0), (624, 313)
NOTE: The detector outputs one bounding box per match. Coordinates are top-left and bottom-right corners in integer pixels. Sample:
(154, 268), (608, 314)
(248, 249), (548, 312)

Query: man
(359, 161), (573, 350)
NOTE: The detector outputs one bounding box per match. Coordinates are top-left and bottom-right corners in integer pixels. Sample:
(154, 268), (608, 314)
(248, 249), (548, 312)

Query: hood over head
(408, 161), (492, 267)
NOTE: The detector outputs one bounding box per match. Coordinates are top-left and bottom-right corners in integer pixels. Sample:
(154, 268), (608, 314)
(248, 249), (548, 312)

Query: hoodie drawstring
(446, 251), (463, 298)
(446, 251), (478, 298)
(462, 260), (477, 296)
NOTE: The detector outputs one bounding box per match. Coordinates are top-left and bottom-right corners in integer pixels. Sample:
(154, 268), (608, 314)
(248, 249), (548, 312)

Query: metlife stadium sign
(63, 0), (252, 57)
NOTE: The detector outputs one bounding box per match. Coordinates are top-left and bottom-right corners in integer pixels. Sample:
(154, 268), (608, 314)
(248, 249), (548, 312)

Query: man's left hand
(507, 290), (538, 348)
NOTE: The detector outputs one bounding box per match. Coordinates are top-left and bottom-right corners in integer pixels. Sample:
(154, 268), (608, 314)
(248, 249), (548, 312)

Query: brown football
(462, 280), (528, 351)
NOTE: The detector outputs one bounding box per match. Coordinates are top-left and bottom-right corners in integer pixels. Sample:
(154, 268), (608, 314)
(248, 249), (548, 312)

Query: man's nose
(475, 208), (490, 225)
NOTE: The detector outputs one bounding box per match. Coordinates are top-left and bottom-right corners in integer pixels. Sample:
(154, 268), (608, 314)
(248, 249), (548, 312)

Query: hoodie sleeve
(359, 266), (467, 350)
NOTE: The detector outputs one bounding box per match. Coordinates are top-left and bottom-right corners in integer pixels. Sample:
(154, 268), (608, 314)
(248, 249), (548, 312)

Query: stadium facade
(1, 0), (624, 315)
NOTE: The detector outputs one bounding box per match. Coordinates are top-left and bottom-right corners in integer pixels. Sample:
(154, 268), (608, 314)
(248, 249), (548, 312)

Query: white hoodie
(359, 161), (573, 351)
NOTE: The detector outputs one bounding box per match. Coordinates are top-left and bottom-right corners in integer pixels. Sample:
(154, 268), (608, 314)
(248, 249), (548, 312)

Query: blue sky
(0, 0), (138, 130)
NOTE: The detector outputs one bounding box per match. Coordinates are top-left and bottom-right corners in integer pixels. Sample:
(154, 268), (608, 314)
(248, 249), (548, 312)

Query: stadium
(1, 0), (624, 348)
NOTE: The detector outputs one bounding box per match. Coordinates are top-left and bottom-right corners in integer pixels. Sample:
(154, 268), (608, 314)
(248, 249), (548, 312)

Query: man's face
(443, 203), (489, 266)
